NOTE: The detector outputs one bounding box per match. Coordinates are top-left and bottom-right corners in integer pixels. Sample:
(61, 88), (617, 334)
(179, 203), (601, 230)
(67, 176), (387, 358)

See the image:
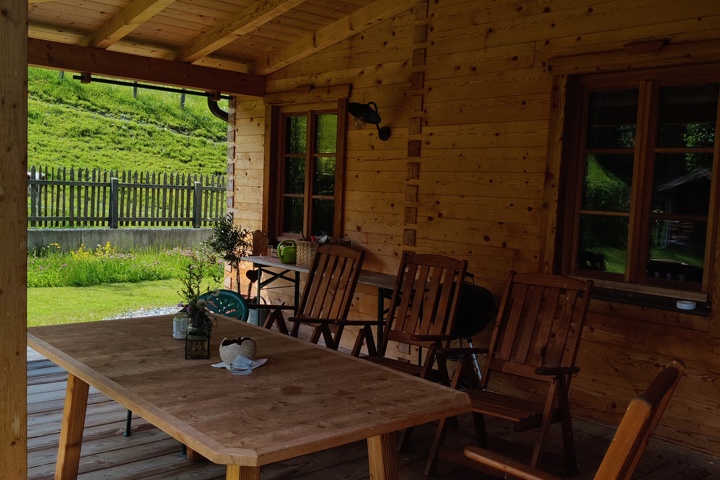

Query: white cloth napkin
(212, 355), (267, 375)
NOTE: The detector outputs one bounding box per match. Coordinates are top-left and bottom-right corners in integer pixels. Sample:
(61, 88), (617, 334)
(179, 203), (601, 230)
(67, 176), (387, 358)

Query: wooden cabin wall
(229, 0), (720, 455)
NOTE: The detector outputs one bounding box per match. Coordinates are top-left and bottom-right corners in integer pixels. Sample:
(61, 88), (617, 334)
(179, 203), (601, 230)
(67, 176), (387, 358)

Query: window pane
(313, 157), (335, 195)
(286, 116), (307, 154)
(284, 157), (305, 194)
(316, 114), (337, 153)
(586, 90), (638, 149)
(648, 220), (706, 284)
(578, 214), (628, 274)
(653, 153), (712, 215)
(657, 84), (717, 148)
(283, 197), (304, 234)
(311, 199), (334, 236)
(582, 154), (633, 212)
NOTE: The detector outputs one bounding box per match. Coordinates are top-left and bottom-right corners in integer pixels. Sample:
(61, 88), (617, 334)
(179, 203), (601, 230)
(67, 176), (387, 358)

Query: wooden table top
(246, 255), (397, 290)
(28, 315), (470, 468)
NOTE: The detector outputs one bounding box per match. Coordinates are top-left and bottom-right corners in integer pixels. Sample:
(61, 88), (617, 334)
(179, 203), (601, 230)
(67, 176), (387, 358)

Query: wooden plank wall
(231, 0), (720, 455)
(1, 0), (28, 478)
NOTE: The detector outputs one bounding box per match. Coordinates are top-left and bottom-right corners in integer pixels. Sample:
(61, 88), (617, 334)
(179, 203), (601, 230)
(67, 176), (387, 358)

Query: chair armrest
(534, 366), (580, 376)
(464, 446), (560, 480)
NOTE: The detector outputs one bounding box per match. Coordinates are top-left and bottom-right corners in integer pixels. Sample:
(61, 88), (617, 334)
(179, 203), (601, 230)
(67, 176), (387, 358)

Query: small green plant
(177, 245), (221, 334)
(205, 213), (253, 295)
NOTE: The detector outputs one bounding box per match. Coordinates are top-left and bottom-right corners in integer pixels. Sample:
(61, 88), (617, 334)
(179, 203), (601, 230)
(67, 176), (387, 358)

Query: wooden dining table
(28, 314), (470, 480)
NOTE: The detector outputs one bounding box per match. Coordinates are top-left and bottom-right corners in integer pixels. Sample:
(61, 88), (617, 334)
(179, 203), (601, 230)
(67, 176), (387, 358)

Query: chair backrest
(481, 272), (593, 389)
(295, 244), (365, 322)
(200, 289), (249, 321)
(595, 359), (685, 480)
(380, 252), (468, 355)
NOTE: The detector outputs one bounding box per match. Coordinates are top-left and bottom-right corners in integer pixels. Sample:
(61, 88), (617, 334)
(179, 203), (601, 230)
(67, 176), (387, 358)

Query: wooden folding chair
(346, 251), (468, 379)
(342, 251), (468, 449)
(254, 244), (365, 350)
(462, 359), (684, 480)
(426, 271), (593, 475)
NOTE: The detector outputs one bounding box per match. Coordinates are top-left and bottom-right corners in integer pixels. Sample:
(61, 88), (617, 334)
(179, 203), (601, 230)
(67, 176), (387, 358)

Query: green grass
(28, 67), (229, 175)
(27, 243), (225, 326)
(27, 244), (200, 288)
(25, 67), (231, 325)
(27, 279), (183, 327)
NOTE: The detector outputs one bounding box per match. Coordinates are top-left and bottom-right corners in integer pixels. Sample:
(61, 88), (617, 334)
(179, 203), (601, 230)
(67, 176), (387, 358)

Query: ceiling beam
(253, 0), (418, 75)
(28, 39), (264, 97)
(82, 0), (177, 49)
(29, 23), (254, 73)
(170, 0), (308, 63)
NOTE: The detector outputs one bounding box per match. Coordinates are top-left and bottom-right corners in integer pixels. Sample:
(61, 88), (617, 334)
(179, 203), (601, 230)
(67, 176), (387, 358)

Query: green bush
(27, 242), (222, 288)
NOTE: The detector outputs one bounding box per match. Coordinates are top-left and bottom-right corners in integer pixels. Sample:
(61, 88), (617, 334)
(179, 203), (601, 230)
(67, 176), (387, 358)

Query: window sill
(592, 287), (711, 317)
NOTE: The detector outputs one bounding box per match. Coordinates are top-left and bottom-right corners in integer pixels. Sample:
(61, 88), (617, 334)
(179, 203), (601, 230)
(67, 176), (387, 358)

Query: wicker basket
(296, 240), (319, 267)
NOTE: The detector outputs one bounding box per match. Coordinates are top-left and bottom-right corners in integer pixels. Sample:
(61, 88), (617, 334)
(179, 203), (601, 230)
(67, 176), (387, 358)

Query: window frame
(265, 99), (347, 242)
(557, 64), (720, 301)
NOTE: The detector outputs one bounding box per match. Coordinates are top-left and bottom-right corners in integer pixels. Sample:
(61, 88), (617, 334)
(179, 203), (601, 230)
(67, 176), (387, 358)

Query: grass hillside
(28, 67), (229, 175)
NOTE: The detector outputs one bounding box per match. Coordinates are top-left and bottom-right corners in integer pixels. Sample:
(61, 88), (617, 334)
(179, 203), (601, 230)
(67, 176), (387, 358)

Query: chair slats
(427, 271), (593, 475)
(262, 244), (365, 350)
(460, 360), (684, 480)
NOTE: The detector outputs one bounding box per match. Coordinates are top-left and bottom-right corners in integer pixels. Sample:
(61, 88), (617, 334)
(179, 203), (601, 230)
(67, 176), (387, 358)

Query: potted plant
(205, 214), (269, 324)
(178, 246), (220, 359)
(206, 213), (253, 295)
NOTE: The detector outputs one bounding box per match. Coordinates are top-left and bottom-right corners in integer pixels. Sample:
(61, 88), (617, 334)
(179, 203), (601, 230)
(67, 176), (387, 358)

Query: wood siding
(229, 0), (720, 456)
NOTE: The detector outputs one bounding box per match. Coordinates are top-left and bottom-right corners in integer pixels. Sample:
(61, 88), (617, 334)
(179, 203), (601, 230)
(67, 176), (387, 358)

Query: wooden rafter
(27, 39), (264, 97)
(169, 0), (309, 63)
(252, 0), (418, 75)
(81, 0), (177, 49)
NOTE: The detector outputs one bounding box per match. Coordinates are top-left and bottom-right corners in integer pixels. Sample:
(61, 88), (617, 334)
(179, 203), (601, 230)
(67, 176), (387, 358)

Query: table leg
(55, 373), (89, 480)
(367, 432), (399, 480)
(226, 464), (260, 480)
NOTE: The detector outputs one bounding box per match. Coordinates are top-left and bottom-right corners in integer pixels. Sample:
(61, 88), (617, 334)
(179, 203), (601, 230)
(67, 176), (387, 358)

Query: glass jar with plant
(178, 246), (221, 359)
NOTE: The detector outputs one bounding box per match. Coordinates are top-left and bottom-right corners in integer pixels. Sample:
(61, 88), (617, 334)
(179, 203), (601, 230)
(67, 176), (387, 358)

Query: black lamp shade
(348, 102), (382, 125)
(348, 101), (390, 141)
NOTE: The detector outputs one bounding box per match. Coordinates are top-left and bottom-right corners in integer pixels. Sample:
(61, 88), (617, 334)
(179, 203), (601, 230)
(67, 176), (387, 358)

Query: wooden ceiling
(27, 0), (416, 97)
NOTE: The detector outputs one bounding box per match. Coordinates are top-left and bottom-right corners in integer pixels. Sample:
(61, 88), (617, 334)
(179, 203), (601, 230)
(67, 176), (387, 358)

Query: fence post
(193, 181), (202, 228)
(110, 177), (119, 229)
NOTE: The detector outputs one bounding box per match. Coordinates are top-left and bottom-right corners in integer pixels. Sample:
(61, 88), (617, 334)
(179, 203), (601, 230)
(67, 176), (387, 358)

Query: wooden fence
(27, 166), (227, 228)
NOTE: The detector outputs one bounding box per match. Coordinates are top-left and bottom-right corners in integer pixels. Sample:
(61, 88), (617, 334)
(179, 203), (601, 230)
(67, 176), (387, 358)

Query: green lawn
(27, 279), (183, 327)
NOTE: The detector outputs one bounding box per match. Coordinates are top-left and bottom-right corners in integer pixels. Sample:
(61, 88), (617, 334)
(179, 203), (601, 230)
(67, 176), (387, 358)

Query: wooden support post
(109, 177), (119, 228)
(0, 1), (28, 478)
(193, 181), (203, 228)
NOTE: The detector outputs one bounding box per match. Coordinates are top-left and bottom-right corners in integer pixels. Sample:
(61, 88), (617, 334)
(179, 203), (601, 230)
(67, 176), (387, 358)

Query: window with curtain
(559, 66), (719, 295)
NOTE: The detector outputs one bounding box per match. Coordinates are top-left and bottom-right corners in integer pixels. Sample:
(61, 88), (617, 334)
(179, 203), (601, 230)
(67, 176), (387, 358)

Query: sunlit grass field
(28, 280), (182, 327)
(27, 243), (223, 327)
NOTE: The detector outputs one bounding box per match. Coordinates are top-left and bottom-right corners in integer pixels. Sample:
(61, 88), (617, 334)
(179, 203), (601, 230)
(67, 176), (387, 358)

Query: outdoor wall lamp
(348, 101), (391, 141)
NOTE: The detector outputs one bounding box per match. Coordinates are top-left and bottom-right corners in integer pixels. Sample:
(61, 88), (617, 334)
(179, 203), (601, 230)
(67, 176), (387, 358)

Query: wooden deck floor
(27, 348), (720, 480)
